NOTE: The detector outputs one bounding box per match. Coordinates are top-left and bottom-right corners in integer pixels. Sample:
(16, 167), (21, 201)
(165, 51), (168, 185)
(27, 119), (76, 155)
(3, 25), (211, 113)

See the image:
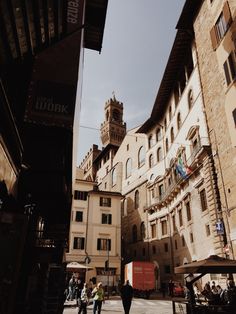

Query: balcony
(187, 139), (210, 168)
(145, 139), (210, 213)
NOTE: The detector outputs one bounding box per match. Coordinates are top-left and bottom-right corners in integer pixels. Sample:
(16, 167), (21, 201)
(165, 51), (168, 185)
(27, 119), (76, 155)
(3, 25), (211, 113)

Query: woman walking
(92, 282), (105, 314)
(78, 283), (90, 314)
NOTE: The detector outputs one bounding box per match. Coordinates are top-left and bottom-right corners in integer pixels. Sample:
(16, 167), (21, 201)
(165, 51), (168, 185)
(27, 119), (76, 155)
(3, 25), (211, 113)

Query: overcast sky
(77, 0), (185, 165)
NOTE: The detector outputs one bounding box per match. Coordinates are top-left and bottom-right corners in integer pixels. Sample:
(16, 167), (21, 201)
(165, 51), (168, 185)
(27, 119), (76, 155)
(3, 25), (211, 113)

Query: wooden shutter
(97, 238), (101, 250)
(81, 237), (85, 250)
(223, 1), (232, 27)
(108, 239), (111, 251)
(223, 60), (231, 85)
(210, 26), (218, 50)
(232, 108), (236, 127)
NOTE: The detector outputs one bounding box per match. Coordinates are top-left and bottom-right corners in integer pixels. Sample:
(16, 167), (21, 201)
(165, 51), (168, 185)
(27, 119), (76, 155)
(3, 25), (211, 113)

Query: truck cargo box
(124, 261), (155, 297)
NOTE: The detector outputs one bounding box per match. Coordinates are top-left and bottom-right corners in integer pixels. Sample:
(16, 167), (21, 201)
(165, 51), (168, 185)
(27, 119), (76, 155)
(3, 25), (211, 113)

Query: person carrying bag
(78, 283), (90, 314)
(92, 282), (105, 314)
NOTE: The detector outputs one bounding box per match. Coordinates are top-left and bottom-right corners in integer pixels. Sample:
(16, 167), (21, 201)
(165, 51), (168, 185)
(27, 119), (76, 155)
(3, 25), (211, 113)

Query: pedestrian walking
(120, 280), (133, 314)
(168, 279), (174, 297)
(78, 283), (90, 314)
(92, 282), (105, 314)
(67, 275), (76, 301)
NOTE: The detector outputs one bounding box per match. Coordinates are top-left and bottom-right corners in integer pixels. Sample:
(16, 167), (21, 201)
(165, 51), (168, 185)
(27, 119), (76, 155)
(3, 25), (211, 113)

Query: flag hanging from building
(175, 157), (192, 180)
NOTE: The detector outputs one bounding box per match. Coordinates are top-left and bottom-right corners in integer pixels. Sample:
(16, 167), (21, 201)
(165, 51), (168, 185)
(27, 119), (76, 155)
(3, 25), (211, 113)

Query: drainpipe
(209, 129), (235, 260)
(84, 194), (90, 282)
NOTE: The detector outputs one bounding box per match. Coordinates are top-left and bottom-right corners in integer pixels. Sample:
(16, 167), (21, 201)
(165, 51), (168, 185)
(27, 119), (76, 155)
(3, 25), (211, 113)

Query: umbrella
(175, 254), (236, 274)
(66, 262), (93, 271)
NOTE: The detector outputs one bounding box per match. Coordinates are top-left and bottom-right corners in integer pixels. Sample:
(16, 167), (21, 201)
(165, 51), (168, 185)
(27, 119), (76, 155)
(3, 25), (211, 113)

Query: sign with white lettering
(25, 80), (76, 129)
(67, 0), (83, 33)
(24, 1), (85, 129)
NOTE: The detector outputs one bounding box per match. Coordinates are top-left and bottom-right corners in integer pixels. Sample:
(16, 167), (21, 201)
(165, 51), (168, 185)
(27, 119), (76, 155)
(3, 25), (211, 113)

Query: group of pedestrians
(66, 275), (84, 301)
(66, 278), (134, 314)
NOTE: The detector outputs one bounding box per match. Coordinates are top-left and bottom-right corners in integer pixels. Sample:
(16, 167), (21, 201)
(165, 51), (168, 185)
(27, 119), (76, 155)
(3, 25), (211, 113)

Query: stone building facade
(177, 0), (236, 260)
(79, 145), (101, 181)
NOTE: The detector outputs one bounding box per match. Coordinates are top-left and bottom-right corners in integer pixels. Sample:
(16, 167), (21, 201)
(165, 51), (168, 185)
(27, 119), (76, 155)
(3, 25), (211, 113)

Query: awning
(175, 255), (236, 274)
(66, 262), (93, 271)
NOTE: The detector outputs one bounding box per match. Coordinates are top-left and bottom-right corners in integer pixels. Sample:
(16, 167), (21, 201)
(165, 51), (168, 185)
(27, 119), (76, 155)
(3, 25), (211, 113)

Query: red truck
(124, 261), (155, 298)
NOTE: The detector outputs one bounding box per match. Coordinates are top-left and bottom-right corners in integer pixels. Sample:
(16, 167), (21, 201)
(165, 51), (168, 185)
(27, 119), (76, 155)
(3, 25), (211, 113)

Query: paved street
(63, 297), (173, 314)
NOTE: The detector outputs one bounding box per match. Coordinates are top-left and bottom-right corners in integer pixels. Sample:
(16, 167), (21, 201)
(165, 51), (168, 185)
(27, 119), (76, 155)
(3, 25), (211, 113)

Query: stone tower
(100, 93), (126, 147)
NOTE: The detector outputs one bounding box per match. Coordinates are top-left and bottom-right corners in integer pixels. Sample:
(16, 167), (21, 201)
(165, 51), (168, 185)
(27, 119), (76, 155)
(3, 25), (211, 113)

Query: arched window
(112, 109), (120, 121)
(132, 225), (137, 243)
(148, 134), (154, 148)
(169, 105), (172, 120)
(126, 158), (132, 178)
(165, 138), (169, 152)
(106, 110), (109, 121)
(170, 127), (174, 143)
(138, 146), (145, 167)
(156, 128), (162, 141)
(140, 222), (146, 239)
(188, 89), (194, 110)
(177, 112), (181, 130)
(149, 154), (154, 168)
(164, 118), (167, 131)
(134, 190), (139, 209)
(157, 147), (163, 162)
(111, 168), (116, 186)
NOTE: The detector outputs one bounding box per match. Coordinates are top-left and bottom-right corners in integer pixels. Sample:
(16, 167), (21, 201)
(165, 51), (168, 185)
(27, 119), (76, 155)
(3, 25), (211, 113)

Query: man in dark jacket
(120, 280), (133, 314)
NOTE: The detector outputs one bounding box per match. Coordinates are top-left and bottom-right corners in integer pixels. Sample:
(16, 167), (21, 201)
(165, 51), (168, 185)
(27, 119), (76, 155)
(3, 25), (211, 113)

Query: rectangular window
(161, 220), (167, 236)
(75, 211), (83, 222)
(178, 208), (183, 227)
(73, 237), (85, 249)
(186, 201), (192, 221)
(215, 13), (228, 40)
(97, 238), (111, 251)
(74, 190), (88, 200)
(151, 224), (156, 238)
(210, 2), (232, 50)
(164, 243), (168, 252)
(159, 184), (164, 197)
(190, 232), (194, 243)
(102, 213), (112, 224)
(152, 245), (156, 254)
(172, 215), (176, 232)
(100, 197), (111, 207)
(175, 239), (178, 250)
(200, 189), (208, 212)
(182, 235), (185, 247)
(223, 52), (236, 86)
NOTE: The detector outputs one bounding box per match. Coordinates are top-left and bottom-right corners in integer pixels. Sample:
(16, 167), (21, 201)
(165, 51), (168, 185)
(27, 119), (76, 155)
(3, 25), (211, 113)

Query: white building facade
(66, 168), (122, 289)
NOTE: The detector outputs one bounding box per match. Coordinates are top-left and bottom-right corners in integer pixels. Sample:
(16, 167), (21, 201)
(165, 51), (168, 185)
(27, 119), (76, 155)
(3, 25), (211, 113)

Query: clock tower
(100, 94), (126, 147)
